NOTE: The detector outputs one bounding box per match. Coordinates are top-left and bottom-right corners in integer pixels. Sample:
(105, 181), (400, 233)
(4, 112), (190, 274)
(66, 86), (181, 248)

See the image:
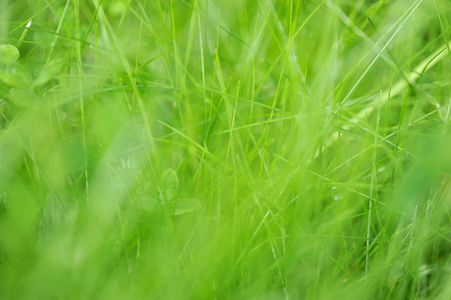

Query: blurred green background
(1, 0), (451, 299)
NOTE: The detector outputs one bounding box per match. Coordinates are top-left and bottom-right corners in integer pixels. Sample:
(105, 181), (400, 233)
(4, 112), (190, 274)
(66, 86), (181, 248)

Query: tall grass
(1, 0), (451, 299)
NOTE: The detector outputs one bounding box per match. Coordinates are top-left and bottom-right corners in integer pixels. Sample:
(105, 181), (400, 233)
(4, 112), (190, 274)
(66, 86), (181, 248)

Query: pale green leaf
(137, 196), (159, 212)
(33, 59), (64, 87)
(173, 198), (202, 215)
(161, 168), (179, 200)
(0, 44), (20, 65)
(0, 63), (31, 87)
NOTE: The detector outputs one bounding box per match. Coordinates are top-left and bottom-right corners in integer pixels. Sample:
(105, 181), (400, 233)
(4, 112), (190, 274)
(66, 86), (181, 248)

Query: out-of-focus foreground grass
(1, 0), (451, 299)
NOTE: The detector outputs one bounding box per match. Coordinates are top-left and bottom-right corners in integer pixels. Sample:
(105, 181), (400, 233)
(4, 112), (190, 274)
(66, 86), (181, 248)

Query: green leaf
(109, 0), (127, 16)
(33, 58), (64, 87)
(8, 88), (41, 107)
(137, 197), (159, 212)
(0, 44), (20, 65)
(173, 199), (202, 216)
(161, 168), (179, 200)
(0, 63), (31, 87)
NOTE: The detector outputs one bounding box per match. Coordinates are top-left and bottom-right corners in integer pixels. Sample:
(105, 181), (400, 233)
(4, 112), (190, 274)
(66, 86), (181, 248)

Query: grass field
(1, 0), (451, 299)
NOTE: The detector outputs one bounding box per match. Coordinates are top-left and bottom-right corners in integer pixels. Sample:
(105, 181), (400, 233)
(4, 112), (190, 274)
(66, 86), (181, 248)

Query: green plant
(1, 0), (451, 299)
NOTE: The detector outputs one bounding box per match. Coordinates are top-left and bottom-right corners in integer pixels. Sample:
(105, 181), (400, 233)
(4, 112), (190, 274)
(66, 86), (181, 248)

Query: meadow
(1, 0), (451, 299)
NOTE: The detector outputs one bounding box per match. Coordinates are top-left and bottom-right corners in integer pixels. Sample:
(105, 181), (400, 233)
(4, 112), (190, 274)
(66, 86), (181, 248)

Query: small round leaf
(161, 168), (179, 200)
(0, 44), (20, 65)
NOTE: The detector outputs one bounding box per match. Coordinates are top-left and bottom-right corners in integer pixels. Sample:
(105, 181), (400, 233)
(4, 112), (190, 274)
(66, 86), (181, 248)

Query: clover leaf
(137, 168), (202, 216)
(0, 44), (20, 65)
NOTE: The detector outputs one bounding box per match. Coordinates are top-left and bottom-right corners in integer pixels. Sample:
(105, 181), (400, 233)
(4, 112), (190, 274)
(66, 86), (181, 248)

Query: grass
(1, 0), (451, 299)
